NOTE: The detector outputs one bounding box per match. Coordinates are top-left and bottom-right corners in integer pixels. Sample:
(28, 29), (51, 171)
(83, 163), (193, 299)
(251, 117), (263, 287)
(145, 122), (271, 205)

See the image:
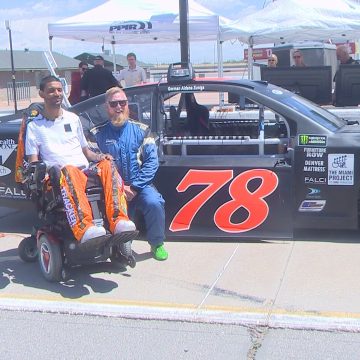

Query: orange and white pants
(58, 160), (129, 241)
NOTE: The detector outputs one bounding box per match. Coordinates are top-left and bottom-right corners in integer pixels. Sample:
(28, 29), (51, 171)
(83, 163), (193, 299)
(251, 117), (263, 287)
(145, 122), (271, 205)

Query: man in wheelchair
(24, 75), (137, 251)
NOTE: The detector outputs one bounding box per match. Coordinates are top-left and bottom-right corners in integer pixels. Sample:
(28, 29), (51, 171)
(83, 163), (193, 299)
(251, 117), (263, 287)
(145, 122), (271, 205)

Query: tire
(118, 241), (132, 258)
(110, 241), (135, 268)
(18, 236), (38, 262)
(38, 234), (63, 282)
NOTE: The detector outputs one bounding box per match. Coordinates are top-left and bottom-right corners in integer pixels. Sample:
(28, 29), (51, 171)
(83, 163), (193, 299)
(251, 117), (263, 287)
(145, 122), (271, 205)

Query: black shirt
(81, 65), (119, 98)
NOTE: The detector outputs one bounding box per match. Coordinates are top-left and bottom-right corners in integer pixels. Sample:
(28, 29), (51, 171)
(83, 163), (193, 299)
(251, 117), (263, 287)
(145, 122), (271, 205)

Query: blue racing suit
(93, 119), (165, 247)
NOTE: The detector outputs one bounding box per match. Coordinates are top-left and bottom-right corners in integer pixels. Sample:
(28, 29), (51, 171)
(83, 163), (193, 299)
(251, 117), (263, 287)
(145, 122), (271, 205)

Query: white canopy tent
(48, 0), (241, 75)
(227, 0), (360, 78)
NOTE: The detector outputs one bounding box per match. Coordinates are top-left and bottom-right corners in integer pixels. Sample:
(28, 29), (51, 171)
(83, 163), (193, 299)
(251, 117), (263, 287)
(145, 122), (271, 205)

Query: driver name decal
(167, 85), (205, 92)
(0, 139), (17, 177)
(170, 169), (278, 233)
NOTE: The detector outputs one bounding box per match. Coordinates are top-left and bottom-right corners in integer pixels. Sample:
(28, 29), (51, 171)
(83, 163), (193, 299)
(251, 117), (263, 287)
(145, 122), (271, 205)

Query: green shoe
(152, 244), (168, 261)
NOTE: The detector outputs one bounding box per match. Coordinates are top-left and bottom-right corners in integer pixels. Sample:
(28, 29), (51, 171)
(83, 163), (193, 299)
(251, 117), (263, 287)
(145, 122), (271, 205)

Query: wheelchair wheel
(18, 236), (38, 262)
(118, 240), (132, 258)
(38, 234), (63, 282)
(110, 241), (136, 269)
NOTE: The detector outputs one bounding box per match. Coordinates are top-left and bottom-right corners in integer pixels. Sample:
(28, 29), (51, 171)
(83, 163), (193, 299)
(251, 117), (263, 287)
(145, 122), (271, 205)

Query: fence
(7, 81), (31, 105)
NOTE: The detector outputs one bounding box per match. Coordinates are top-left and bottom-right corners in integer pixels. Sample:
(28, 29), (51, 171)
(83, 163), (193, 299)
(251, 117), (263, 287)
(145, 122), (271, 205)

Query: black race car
(1, 63), (360, 241)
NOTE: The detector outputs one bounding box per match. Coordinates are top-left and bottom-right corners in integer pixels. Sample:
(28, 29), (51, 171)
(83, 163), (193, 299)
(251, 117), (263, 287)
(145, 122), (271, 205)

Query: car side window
(160, 90), (290, 157)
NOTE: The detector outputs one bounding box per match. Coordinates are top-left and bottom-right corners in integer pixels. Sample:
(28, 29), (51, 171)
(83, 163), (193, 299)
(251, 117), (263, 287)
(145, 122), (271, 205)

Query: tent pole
(179, 0), (190, 62)
(248, 37), (254, 80)
(217, 32), (224, 106)
(111, 41), (116, 73)
(49, 36), (53, 52)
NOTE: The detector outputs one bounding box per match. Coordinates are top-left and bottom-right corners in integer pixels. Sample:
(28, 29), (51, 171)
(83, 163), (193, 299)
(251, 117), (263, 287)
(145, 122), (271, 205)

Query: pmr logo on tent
(0, 139), (17, 177)
(109, 21), (152, 34)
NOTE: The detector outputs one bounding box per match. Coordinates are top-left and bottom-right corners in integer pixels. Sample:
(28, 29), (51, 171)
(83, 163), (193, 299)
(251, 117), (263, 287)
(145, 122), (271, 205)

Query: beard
(111, 107), (129, 127)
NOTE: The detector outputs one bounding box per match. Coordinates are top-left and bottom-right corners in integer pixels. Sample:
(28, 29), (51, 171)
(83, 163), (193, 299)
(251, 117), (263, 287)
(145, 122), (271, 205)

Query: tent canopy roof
(230, 0), (360, 45)
(48, 0), (239, 44)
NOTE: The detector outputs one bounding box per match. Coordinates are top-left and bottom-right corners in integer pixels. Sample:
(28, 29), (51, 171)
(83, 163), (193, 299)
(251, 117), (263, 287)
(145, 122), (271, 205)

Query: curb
(1, 297), (360, 332)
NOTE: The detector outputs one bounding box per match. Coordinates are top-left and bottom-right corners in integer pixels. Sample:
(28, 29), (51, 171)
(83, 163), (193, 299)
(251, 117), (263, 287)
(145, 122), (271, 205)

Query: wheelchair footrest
(109, 231), (139, 247)
(77, 234), (112, 251)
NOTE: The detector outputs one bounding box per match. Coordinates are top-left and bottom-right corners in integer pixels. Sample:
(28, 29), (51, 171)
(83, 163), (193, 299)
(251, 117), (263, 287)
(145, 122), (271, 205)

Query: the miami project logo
(299, 134), (327, 146)
(0, 139), (17, 177)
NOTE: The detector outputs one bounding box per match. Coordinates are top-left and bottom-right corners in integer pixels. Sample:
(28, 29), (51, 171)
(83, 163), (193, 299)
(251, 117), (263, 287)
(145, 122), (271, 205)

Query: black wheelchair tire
(18, 236), (38, 263)
(38, 234), (63, 282)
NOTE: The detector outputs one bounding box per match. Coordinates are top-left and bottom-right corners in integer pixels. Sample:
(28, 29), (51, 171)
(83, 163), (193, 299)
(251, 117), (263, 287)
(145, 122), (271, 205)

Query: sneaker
(80, 225), (106, 244)
(114, 219), (136, 234)
(151, 244), (168, 261)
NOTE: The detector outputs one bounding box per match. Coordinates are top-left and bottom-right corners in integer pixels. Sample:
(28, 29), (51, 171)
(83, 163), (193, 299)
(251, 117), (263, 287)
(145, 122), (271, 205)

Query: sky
(0, 0), (267, 64)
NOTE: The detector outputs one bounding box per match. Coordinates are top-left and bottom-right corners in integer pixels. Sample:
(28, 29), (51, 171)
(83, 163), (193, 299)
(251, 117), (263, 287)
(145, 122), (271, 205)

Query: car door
(154, 83), (294, 241)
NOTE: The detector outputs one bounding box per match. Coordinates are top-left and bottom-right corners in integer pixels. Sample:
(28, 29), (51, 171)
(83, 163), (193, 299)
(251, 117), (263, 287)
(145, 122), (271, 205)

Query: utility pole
(179, 0), (190, 63)
(5, 20), (18, 113)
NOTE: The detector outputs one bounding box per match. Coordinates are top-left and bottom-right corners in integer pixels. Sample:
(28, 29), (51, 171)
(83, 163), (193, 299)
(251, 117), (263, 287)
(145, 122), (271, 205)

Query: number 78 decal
(170, 169), (279, 233)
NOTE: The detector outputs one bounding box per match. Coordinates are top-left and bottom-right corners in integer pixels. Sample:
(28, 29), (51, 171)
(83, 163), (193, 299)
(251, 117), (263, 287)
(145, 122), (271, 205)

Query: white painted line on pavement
(1, 296), (360, 332)
(0, 256), (18, 262)
(197, 244), (239, 309)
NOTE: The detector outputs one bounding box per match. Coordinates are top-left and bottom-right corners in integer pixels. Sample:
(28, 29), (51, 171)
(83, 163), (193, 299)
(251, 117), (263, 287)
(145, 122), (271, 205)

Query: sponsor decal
(170, 169), (279, 233)
(303, 159), (325, 172)
(307, 187), (321, 199)
(303, 147), (326, 158)
(328, 154), (354, 186)
(0, 139), (17, 177)
(0, 186), (25, 199)
(299, 135), (327, 146)
(298, 200), (326, 212)
(109, 21), (152, 34)
(304, 176), (327, 184)
(61, 187), (77, 227)
(167, 85), (205, 92)
(272, 89), (283, 95)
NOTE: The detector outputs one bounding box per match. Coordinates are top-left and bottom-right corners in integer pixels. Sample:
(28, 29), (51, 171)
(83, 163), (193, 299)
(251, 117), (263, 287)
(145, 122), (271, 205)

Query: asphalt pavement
(1, 205), (360, 332)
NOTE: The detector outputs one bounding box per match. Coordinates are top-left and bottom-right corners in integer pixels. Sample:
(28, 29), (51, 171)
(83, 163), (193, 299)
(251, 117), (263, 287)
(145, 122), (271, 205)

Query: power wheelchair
(16, 105), (137, 282)
(18, 161), (138, 282)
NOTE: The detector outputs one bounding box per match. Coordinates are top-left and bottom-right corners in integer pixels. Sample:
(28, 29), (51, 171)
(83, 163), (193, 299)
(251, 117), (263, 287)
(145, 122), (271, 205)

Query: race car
(1, 62), (360, 241)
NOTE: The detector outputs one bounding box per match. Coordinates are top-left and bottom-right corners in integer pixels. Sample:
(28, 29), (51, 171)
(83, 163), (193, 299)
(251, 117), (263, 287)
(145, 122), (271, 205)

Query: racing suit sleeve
(131, 129), (159, 191)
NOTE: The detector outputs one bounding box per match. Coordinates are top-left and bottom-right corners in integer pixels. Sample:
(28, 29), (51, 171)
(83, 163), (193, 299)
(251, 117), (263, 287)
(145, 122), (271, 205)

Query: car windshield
(280, 94), (346, 131)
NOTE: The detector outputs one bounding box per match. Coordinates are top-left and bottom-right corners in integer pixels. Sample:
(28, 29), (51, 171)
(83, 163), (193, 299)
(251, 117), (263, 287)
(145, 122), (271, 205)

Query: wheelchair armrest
(24, 161), (47, 193)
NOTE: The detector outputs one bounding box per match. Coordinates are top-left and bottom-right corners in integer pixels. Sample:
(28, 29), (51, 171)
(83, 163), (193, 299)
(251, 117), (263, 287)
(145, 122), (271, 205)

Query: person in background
(68, 61), (88, 105)
(333, 45), (359, 104)
(292, 49), (306, 67)
(336, 44), (358, 65)
(267, 54), (278, 68)
(184, 93), (210, 136)
(80, 55), (119, 99)
(26, 76), (135, 247)
(92, 87), (168, 261)
(118, 52), (146, 87)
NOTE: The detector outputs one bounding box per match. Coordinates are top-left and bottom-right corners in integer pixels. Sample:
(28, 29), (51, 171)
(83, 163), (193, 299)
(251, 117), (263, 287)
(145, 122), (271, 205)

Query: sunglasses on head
(108, 100), (128, 108)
